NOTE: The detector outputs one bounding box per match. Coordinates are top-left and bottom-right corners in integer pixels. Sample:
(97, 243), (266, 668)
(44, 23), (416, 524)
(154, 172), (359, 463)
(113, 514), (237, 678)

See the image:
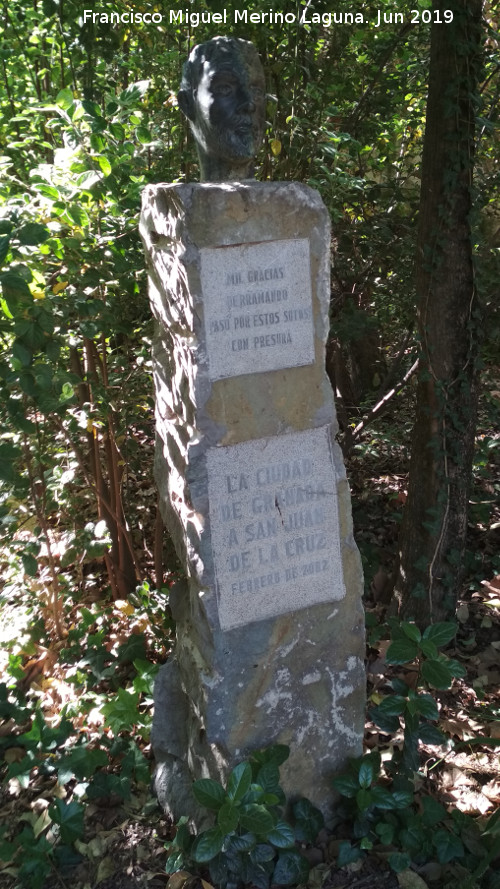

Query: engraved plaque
(207, 427), (345, 631)
(200, 239), (314, 380)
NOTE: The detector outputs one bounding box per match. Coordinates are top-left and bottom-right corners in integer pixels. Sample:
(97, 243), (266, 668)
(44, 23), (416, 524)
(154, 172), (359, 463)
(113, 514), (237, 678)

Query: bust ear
(177, 89), (195, 122)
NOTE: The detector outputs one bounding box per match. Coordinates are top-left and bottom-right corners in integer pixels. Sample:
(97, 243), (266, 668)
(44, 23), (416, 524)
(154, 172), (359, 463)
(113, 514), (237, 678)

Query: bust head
(177, 37), (266, 182)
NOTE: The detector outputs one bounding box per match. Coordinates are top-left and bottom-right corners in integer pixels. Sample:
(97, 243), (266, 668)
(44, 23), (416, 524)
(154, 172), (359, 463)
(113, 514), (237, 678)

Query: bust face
(178, 38), (266, 180)
(193, 52), (266, 164)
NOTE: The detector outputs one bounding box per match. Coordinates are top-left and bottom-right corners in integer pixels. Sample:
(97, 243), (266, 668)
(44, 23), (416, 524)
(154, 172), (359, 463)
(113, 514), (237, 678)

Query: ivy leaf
(422, 795), (447, 826)
(337, 841), (362, 867)
(292, 798), (324, 842)
(101, 687), (140, 733)
(267, 820), (295, 849)
(388, 852), (412, 872)
(433, 829), (465, 863)
(49, 799), (84, 845)
(272, 850), (309, 885)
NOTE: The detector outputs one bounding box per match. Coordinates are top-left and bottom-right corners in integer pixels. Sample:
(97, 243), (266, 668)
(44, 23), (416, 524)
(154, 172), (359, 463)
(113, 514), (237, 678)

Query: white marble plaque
(207, 427), (345, 631)
(200, 239), (314, 380)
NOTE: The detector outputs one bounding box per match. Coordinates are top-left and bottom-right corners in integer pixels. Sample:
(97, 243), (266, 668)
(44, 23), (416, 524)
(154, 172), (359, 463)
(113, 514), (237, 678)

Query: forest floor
(0, 378), (499, 889)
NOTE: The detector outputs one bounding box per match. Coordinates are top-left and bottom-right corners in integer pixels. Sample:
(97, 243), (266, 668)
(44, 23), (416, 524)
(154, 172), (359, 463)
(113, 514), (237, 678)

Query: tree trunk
(394, 0), (483, 626)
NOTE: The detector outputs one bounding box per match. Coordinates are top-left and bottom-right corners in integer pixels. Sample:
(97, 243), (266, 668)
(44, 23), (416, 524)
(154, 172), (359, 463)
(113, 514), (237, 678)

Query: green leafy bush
(165, 745), (324, 889)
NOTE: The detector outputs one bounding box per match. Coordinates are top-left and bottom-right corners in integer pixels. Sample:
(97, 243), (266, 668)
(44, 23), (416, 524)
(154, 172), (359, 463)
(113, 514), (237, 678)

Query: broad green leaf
(192, 827), (224, 863)
(56, 87), (74, 110)
(418, 723), (445, 745)
(240, 803), (275, 835)
(386, 638), (419, 664)
(217, 801), (239, 833)
(227, 761), (252, 801)
(1, 270), (32, 299)
(96, 155), (112, 177)
(17, 223), (50, 246)
(415, 693), (439, 720)
(136, 126), (152, 144)
(109, 122), (125, 140)
(358, 758), (374, 788)
(356, 788), (372, 810)
(421, 659), (455, 689)
(166, 850), (186, 874)
(250, 843), (275, 863)
(0, 443), (22, 482)
(401, 622), (421, 642)
(12, 341), (32, 366)
(369, 706), (400, 734)
(332, 773), (358, 798)
(370, 786), (398, 810)
(193, 778), (226, 811)
(420, 639), (439, 659)
(374, 695), (407, 717)
(227, 832), (256, 852)
(21, 554), (38, 577)
(255, 762), (280, 794)
(391, 790), (413, 809)
(422, 622), (457, 647)
(0, 234), (10, 265)
(67, 205), (90, 227)
(35, 184), (61, 200)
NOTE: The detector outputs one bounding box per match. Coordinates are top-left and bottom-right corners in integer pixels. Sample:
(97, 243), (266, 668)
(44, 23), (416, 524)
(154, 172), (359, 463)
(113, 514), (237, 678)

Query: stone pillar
(140, 181), (365, 824)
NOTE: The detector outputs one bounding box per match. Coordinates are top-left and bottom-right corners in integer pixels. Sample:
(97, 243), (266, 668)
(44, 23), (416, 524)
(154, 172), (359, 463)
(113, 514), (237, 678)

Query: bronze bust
(177, 37), (266, 182)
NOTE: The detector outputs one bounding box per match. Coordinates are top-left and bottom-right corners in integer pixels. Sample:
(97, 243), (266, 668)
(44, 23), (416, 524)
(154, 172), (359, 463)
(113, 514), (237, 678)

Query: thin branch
(341, 356), (419, 454)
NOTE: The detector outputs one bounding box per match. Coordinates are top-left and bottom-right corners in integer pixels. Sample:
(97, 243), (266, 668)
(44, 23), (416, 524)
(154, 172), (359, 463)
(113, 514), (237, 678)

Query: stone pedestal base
(140, 182), (365, 823)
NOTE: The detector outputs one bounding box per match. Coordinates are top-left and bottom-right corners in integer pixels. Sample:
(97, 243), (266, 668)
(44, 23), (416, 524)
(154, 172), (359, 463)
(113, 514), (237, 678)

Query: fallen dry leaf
(481, 779), (500, 802)
(397, 868), (429, 889)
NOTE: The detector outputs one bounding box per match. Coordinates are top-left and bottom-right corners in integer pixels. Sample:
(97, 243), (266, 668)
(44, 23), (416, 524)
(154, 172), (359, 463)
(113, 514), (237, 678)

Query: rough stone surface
(140, 181), (365, 824)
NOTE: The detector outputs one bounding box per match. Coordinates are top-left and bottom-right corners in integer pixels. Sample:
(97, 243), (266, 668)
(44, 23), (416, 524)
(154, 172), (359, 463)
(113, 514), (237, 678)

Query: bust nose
(237, 88), (256, 113)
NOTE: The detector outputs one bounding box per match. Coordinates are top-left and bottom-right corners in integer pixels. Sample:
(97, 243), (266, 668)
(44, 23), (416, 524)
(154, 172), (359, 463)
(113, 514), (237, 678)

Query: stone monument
(140, 37), (365, 824)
